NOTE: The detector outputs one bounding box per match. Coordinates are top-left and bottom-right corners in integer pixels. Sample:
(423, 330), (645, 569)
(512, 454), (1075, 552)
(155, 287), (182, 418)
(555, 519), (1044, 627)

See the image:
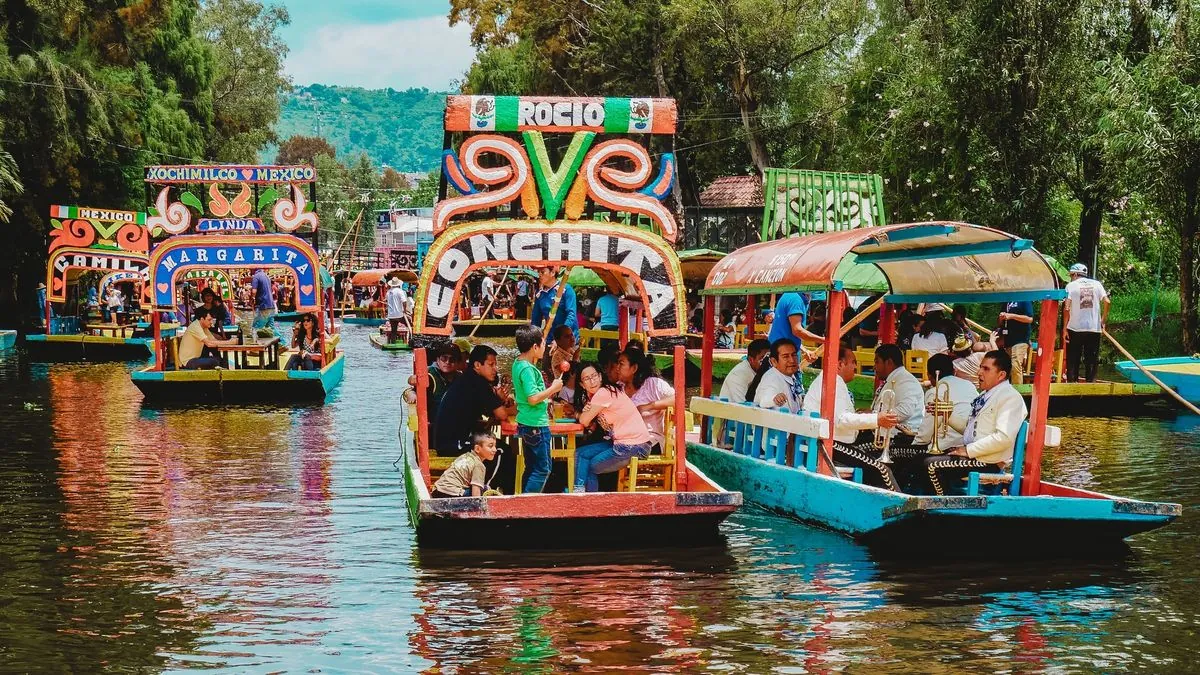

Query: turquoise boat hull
(686, 442), (1179, 554)
(342, 317), (385, 327)
(131, 352), (345, 404)
(0, 330), (15, 351)
(25, 333), (154, 361)
(1116, 356), (1200, 404)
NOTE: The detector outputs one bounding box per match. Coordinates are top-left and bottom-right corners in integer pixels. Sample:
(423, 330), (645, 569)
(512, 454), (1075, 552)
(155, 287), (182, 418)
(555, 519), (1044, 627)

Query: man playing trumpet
(913, 354), (977, 453)
(922, 350), (1028, 495)
(868, 344), (926, 458)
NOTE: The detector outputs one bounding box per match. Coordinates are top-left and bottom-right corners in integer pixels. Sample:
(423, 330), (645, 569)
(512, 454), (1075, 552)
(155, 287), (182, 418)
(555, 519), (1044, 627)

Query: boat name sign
(422, 230), (678, 331)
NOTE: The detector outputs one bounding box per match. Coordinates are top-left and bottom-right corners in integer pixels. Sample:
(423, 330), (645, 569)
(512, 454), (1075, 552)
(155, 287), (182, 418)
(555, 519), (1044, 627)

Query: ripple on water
(0, 332), (1198, 672)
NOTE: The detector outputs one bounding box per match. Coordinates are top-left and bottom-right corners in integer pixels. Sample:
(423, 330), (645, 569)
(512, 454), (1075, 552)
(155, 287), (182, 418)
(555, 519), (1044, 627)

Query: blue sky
(276, 0), (475, 90)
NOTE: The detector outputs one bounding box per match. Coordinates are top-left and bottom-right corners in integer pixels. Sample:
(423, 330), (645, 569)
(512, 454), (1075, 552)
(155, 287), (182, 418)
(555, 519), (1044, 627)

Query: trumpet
(930, 380), (954, 455)
(873, 388), (896, 464)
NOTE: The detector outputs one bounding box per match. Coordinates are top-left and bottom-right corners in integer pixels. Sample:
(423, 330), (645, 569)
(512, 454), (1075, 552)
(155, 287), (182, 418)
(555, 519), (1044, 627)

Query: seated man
(753, 338), (811, 413)
(867, 344), (926, 458)
(802, 344), (900, 490)
(913, 354), (977, 452)
(433, 345), (511, 457)
(720, 338), (771, 404)
(178, 307), (236, 369)
(922, 350), (1028, 495)
(406, 343), (461, 449)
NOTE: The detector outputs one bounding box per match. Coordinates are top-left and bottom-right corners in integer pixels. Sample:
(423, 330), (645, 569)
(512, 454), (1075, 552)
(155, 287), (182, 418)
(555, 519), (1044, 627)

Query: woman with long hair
(285, 313), (324, 370)
(572, 363), (652, 492)
(615, 344), (675, 453)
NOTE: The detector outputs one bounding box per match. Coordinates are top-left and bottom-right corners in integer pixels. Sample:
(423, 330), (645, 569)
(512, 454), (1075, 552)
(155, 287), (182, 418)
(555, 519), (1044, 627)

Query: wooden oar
(839, 295), (884, 334)
(1103, 330), (1200, 416)
(468, 267), (512, 339)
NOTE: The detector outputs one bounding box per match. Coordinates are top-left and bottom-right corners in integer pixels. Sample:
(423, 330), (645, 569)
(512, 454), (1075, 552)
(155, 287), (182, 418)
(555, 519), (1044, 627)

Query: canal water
(1, 326), (1197, 672)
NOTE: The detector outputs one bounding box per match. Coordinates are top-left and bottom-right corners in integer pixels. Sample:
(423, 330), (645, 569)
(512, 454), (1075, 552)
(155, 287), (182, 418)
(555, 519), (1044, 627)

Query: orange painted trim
(428, 492), (737, 520)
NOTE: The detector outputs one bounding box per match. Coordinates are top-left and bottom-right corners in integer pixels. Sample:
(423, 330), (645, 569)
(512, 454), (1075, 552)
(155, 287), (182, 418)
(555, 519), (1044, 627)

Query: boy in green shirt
(513, 324), (563, 493)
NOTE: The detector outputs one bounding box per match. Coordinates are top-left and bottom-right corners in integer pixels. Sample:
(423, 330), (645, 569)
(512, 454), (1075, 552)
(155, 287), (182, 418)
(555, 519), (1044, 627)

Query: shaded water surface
(0, 328), (1197, 672)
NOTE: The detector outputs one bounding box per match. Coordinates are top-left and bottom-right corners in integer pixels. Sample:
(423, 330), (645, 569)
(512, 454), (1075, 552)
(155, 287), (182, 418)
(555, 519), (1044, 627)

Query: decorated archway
(412, 220), (686, 336)
(147, 234), (321, 310)
(48, 247), (149, 303)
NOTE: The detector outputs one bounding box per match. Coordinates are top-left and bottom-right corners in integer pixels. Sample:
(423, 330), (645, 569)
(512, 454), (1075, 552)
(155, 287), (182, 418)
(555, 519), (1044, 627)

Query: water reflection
(0, 332), (1197, 672)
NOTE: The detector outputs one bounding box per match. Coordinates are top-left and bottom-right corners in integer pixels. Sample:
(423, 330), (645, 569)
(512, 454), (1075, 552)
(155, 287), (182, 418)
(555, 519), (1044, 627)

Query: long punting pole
(673, 344), (688, 490)
(816, 290), (846, 477)
(700, 295), (716, 444)
(45, 299), (53, 334)
(1022, 299), (1058, 495)
(414, 346), (432, 484)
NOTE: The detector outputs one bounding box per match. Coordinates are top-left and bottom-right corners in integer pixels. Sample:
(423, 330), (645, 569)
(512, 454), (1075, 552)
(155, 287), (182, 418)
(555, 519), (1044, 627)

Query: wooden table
(502, 419), (585, 494)
(87, 322), (134, 338)
(219, 336), (281, 370)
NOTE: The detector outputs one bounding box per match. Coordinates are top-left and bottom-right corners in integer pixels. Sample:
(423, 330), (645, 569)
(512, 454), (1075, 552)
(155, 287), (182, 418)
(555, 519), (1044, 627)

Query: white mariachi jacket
(964, 381), (1028, 466)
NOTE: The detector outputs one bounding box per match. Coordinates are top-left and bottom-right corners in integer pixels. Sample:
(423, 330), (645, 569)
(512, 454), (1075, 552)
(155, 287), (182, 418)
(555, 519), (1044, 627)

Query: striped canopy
(702, 222), (1065, 303)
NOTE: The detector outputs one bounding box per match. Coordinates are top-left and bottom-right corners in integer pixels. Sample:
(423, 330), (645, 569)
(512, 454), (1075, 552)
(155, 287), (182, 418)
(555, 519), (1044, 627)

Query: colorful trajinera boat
(687, 222), (1180, 553)
(342, 268), (413, 327)
(130, 164), (344, 403)
(404, 94), (741, 548)
(1116, 356), (1200, 404)
(26, 205), (177, 361)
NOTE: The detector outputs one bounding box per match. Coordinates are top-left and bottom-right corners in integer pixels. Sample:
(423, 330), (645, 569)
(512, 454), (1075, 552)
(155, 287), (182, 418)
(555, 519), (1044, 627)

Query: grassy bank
(1106, 288), (1183, 360)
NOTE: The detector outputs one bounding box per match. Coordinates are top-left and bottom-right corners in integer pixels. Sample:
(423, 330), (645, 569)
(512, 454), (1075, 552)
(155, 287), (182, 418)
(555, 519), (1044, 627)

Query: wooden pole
(839, 295), (883, 334)
(673, 344), (688, 490)
(152, 309), (162, 371)
(816, 290), (845, 477)
(1104, 329), (1200, 416)
(468, 267), (511, 339)
(618, 299), (629, 348)
(700, 295), (716, 444)
(414, 347), (432, 484)
(1022, 300), (1058, 495)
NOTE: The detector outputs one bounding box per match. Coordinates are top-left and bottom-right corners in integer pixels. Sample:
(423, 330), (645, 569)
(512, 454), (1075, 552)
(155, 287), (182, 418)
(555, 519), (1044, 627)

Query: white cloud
(286, 15), (475, 90)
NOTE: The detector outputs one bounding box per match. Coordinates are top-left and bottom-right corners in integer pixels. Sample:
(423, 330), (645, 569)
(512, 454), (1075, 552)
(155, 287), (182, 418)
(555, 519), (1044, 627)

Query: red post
(152, 310), (162, 371)
(700, 295), (716, 444)
(1022, 299), (1058, 495)
(879, 302), (897, 344)
(744, 294), (757, 340)
(673, 344), (688, 490)
(817, 290), (846, 477)
(414, 347), (433, 484)
(617, 300), (629, 348)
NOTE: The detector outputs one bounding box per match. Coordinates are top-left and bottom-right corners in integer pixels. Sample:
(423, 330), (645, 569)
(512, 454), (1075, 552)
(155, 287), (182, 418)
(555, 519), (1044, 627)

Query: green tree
(196, 0), (291, 162)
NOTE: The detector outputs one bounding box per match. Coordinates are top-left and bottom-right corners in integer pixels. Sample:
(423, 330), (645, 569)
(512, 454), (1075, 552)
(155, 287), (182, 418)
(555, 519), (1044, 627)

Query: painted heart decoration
(300, 284), (313, 296)
(157, 283), (169, 294)
(241, 169), (253, 181)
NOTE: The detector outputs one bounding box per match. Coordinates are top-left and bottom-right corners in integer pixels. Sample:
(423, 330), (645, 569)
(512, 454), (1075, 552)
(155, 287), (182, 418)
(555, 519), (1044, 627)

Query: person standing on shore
(999, 299), (1034, 385)
(1062, 263), (1110, 383)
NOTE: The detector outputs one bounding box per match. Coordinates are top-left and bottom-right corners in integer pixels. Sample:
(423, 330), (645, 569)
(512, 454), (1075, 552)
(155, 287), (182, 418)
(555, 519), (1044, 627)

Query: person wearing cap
(384, 276), (409, 345)
(406, 342), (462, 450)
(951, 332), (994, 387)
(999, 298), (1034, 384)
(1063, 263), (1110, 383)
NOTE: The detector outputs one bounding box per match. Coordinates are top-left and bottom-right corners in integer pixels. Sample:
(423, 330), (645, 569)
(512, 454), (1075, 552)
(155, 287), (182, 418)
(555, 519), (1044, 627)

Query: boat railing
(691, 395), (1064, 496)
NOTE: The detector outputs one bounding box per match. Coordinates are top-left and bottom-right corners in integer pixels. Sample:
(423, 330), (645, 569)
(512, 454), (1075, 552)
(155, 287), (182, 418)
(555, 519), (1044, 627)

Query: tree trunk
(1077, 200), (1103, 278)
(732, 61), (771, 175)
(1181, 182), (1199, 352)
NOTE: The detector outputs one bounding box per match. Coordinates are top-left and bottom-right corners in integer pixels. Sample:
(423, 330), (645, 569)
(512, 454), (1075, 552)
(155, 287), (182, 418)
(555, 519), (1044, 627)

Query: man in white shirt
(803, 343), (900, 490)
(913, 354), (977, 452)
(753, 339), (809, 413)
(719, 338), (771, 404)
(869, 344), (925, 448)
(1062, 263), (1110, 383)
(385, 276), (409, 345)
(515, 277), (531, 319)
(480, 270), (498, 317)
(922, 350), (1029, 495)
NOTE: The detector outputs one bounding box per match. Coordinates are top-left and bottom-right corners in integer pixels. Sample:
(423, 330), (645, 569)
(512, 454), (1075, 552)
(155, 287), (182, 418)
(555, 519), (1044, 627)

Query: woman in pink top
(617, 345), (676, 451)
(572, 364), (652, 492)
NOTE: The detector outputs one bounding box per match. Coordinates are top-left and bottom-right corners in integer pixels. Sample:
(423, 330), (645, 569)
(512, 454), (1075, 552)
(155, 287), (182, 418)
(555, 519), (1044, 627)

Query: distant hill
(268, 84), (447, 172)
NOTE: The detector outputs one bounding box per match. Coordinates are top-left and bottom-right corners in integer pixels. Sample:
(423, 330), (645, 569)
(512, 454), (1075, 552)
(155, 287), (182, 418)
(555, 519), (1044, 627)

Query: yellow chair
(854, 348), (875, 374)
(513, 431), (576, 494)
(622, 408), (691, 492)
(904, 349), (930, 377)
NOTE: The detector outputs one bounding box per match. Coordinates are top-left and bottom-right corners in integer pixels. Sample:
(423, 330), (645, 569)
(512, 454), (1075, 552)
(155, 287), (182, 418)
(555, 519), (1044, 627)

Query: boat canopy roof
(678, 248), (726, 283)
(351, 268), (418, 286)
(702, 222), (1066, 304)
